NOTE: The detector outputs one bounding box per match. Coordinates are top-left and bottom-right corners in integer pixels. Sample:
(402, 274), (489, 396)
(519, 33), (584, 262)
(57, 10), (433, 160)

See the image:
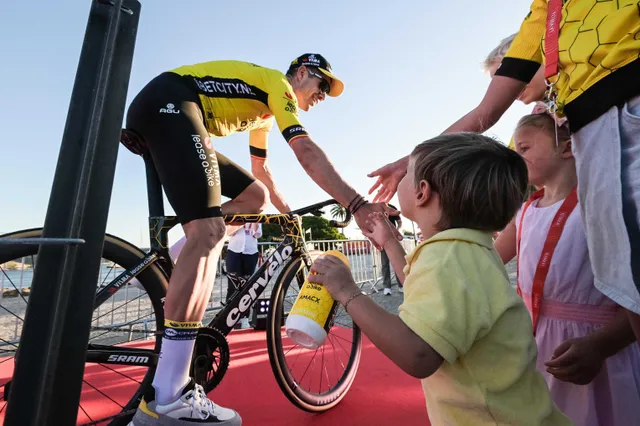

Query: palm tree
(330, 204), (348, 235)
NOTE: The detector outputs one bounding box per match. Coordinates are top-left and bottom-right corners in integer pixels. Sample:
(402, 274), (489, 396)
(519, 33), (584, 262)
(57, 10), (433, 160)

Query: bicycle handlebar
(290, 199), (339, 216)
(290, 199), (352, 230)
(329, 211), (352, 229)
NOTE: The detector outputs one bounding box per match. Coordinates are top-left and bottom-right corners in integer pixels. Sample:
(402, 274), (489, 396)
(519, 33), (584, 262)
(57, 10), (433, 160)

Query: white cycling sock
(152, 320), (199, 405)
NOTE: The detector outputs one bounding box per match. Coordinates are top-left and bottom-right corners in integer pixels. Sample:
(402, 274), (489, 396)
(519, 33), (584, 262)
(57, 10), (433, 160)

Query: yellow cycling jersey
(170, 60), (308, 159)
(496, 0), (640, 133)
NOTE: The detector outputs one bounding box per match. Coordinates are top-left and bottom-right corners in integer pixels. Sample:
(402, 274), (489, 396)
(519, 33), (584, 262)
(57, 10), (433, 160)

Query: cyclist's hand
(354, 203), (402, 249)
(309, 255), (358, 304)
(367, 158), (408, 203)
(361, 212), (398, 251)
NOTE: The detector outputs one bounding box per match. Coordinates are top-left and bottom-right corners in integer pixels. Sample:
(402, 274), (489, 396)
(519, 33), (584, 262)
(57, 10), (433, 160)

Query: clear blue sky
(0, 0), (533, 246)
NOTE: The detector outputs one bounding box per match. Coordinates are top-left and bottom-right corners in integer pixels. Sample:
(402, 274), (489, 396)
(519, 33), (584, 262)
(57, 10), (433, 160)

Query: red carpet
(0, 329), (430, 425)
(211, 328), (429, 425)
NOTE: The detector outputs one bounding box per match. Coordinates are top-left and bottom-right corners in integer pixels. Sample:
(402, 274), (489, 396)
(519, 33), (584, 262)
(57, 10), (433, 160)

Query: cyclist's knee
(237, 181), (269, 213)
(183, 217), (226, 252)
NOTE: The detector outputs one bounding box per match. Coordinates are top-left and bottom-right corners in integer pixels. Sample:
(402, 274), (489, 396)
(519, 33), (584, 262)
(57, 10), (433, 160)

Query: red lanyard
(544, 0), (563, 79)
(516, 187), (578, 335)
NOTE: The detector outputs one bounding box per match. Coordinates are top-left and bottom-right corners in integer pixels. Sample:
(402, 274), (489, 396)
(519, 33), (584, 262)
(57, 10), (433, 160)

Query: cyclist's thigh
(215, 151), (256, 199)
(126, 73), (222, 224)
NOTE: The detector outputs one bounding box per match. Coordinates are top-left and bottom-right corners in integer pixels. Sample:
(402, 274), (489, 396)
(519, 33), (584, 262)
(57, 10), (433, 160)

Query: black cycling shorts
(126, 72), (255, 224)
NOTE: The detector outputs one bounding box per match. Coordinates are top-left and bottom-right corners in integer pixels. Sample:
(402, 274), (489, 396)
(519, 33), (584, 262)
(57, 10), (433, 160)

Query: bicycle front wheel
(0, 228), (168, 426)
(266, 255), (362, 412)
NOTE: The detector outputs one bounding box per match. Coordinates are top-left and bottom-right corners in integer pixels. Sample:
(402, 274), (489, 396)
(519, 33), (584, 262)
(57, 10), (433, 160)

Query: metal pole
(5, 1), (141, 425)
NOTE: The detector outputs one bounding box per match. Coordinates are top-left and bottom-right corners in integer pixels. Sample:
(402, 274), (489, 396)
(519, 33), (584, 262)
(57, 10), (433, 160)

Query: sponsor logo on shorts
(192, 135), (220, 187)
(159, 103), (180, 114)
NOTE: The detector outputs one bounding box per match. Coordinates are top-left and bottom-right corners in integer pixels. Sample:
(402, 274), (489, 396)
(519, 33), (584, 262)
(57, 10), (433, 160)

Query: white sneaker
(129, 380), (241, 425)
(383, 288), (392, 296)
(398, 286), (404, 293)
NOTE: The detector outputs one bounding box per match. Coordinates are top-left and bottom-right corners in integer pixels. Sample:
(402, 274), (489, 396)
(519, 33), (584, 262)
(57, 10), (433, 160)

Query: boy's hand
(545, 336), (604, 385)
(308, 255), (360, 305)
(361, 212), (400, 251)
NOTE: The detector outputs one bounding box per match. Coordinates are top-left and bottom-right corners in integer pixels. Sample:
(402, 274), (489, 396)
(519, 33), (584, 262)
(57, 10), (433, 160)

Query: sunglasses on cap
(307, 69), (331, 95)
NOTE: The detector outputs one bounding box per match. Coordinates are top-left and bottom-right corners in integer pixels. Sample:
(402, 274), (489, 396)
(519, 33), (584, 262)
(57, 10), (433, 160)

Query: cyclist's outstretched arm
(289, 136), (392, 233)
(289, 136), (358, 207)
(251, 156), (291, 213)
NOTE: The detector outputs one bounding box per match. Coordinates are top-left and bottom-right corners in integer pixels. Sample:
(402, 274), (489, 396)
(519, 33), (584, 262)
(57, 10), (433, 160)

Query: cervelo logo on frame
(192, 135), (220, 187)
(159, 103), (180, 114)
(226, 245), (294, 328)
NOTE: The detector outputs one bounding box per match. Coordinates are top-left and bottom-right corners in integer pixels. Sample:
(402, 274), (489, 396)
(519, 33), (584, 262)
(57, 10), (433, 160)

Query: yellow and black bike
(0, 130), (362, 425)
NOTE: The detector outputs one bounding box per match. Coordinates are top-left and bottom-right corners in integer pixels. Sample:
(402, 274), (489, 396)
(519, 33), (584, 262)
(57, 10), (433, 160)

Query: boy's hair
(482, 33), (518, 73)
(515, 113), (571, 144)
(410, 133), (528, 232)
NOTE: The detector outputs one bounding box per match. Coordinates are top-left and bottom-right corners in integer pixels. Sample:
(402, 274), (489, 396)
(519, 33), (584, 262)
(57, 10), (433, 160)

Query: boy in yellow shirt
(310, 133), (572, 425)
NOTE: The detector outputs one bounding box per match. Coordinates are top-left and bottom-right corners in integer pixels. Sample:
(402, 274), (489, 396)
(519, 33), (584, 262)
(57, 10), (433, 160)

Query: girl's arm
(493, 217), (517, 264)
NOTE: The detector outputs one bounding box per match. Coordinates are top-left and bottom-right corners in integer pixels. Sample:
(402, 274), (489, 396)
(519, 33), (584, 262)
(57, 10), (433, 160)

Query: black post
(5, 1), (141, 425)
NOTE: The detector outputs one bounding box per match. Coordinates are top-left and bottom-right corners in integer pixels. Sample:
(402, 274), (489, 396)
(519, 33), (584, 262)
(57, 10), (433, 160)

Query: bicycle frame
(210, 213), (310, 334)
(87, 208), (316, 367)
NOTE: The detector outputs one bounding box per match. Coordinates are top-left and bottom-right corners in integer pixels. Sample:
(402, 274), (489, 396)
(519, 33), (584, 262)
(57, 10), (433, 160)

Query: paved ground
(369, 259), (517, 314)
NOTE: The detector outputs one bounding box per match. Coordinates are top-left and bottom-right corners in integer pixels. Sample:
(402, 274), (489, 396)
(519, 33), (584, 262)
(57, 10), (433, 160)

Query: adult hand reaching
(353, 203), (402, 250)
(361, 212), (399, 252)
(367, 156), (409, 203)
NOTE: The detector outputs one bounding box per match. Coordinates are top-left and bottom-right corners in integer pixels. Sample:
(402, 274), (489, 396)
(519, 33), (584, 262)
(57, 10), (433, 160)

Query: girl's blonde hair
(482, 33), (518, 73)
(515, 113), (571, 145)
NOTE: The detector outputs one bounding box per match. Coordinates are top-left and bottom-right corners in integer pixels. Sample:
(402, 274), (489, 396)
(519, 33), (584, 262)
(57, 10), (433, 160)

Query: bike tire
(266, 255), (362, 412)
(0, 228), (168, 426)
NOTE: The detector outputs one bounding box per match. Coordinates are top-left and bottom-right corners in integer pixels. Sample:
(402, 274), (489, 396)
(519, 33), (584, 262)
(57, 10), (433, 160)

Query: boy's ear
(415, 180), (433, 207)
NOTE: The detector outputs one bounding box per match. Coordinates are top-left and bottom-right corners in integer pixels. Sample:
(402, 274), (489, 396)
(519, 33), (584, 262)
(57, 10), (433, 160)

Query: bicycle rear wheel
(0, 228), (167, 426)
(266, 255), (362, 412)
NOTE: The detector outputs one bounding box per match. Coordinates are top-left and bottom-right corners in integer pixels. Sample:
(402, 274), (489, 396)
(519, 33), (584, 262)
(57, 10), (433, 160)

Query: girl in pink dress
(494, 112), (640, 426)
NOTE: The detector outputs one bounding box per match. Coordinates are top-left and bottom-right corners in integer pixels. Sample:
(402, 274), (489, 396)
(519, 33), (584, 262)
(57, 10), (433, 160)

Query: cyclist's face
(294, 67), (330, 112)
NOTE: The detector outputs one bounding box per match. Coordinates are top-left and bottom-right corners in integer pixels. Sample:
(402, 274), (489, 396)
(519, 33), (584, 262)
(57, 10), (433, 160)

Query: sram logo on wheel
(107, 354), (150, 364)
(226, 245), (293, 328)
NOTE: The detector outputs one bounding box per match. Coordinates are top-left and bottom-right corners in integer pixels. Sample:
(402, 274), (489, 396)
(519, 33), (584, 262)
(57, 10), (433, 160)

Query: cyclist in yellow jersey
(367, 1), (640, 342)
(125, 54), (394, 426)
